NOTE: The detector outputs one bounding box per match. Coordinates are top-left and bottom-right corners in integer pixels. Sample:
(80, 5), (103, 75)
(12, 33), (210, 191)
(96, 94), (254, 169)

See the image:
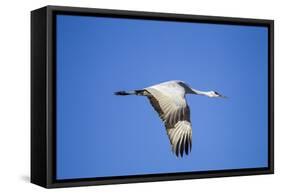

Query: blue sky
(56, 15), (268, 180)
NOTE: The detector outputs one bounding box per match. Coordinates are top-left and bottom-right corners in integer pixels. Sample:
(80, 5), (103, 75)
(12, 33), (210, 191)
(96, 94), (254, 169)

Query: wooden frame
(31, 5), (274, 188)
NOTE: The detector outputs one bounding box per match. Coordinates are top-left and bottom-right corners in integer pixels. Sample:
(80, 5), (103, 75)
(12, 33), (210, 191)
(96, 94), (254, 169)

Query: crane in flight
(115, 80), (225, 157)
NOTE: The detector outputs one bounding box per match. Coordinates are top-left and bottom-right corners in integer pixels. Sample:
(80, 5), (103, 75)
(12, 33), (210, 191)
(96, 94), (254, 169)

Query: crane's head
(208, 91), (227, 98)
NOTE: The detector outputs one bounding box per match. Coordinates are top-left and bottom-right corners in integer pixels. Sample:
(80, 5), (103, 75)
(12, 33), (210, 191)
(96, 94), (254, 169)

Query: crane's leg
(114, 89), (148, 96)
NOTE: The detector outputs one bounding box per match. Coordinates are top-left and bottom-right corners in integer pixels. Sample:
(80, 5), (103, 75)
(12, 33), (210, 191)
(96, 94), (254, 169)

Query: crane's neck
(179, 83), (212, 97)
(187, 87), (212, 97)
(192, 88), (211, 96)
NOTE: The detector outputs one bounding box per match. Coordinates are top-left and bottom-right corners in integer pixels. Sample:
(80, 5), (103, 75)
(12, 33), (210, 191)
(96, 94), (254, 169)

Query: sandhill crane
(115, 80), (225, 157)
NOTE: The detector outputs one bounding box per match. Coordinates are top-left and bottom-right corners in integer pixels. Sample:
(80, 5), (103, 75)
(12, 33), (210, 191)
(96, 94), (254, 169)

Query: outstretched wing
(145, 87), (192, 157)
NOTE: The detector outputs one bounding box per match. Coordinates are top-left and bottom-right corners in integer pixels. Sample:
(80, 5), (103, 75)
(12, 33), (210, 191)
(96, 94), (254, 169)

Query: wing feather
(145, 87), (192, 157)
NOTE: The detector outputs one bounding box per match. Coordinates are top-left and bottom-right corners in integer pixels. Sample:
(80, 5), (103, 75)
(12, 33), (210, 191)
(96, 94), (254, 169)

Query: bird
(114, 80), (225, 157)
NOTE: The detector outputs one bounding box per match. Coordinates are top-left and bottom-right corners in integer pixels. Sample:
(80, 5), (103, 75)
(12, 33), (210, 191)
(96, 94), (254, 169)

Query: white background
(0, 0), (278, 193)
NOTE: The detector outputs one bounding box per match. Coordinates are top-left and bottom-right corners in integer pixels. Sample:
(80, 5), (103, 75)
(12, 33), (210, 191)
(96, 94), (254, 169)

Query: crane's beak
(220, 95), (227, 99)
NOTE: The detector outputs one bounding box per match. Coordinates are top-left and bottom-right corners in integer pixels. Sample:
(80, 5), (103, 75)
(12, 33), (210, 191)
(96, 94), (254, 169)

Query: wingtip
(172, 136), (192, 158)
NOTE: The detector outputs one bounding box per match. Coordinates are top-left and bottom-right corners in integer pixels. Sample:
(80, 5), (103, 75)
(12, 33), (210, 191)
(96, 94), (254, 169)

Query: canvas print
(56, 14), (268, 180)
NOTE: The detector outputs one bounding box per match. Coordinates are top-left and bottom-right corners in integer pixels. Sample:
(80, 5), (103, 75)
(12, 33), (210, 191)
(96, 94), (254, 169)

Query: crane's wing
(145, 88), (192, 157)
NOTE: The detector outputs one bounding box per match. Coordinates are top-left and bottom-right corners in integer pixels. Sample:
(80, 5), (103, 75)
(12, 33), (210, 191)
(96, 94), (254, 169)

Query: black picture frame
(31, 5), (274, 188)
